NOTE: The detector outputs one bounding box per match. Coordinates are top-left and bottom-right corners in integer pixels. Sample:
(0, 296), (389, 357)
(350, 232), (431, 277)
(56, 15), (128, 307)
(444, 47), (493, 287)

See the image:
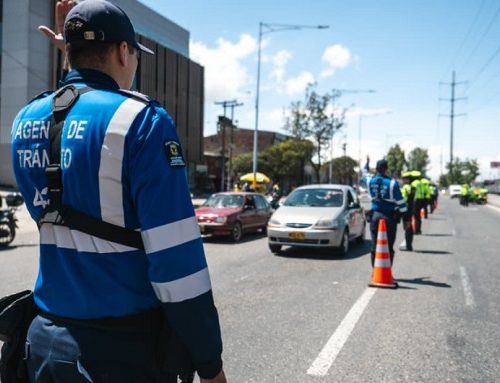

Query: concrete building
(0, 0), (204, 189)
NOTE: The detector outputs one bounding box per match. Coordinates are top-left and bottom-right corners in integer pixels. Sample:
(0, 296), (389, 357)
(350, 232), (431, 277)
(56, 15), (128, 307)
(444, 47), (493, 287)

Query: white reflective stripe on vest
(40, 223), (136, 253)
(141, 216), (201, 254)
(99, 98), (147, 226)
(152, 267), (212, 303)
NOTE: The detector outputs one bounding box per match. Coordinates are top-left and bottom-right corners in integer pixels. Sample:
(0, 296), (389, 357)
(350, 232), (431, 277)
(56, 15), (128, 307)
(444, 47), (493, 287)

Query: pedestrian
(400, 172), (415, 251)
(368, 159), (408, 266)
(10, 1), (226, 382)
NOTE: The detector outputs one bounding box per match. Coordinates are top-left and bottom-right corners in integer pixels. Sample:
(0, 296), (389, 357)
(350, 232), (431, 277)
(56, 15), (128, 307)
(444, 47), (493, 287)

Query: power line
(465, 43), (500, 92)
(458, 3), (500, 74)
(440, 0), (488, 80)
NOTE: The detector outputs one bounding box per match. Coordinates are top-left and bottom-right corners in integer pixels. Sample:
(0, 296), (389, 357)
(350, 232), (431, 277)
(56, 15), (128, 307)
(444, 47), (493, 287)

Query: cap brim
(137, 42), (154, 55)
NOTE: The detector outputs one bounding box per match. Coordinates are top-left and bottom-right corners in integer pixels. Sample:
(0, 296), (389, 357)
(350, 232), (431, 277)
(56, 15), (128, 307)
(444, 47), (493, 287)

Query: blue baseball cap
(64, 0), (154, 55)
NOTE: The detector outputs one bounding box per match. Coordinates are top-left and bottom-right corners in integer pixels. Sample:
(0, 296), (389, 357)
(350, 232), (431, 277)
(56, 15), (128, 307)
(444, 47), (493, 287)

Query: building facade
(201, 122), (289, 193)
(0, 0), (204, 189)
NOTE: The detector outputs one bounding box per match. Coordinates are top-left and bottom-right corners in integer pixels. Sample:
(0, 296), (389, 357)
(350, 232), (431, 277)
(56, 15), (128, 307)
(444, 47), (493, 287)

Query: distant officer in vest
(411, 171), (425, 234)
(421, 178), (431, 219)
(400, 171), (415, 251)
(460, 183), (471, 206)
(11, 1), (226, 382)
(368, 160), (408, 266)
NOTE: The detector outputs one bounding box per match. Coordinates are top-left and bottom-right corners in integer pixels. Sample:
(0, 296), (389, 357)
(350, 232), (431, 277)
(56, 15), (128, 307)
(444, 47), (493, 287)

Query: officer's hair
(66, 40), (115, 69)
(65, 19), (135, 69)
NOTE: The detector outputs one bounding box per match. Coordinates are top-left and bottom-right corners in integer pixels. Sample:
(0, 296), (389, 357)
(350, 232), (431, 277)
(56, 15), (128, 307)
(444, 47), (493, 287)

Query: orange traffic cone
(369, 219), (398, 289)
(411, 215), (416, 234)
(420, 208), (425, 219)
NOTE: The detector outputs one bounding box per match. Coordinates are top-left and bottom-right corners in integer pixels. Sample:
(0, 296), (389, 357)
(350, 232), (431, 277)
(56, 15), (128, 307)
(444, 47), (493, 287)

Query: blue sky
(138, 0), (500, 181)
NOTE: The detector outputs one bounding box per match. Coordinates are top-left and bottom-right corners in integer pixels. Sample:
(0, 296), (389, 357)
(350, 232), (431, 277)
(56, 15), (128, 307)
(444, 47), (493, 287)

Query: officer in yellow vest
(400, 172), (415, 251)
(421, 178), (431, 219)
(411, 171), (425, 234)
(460, 183), (470, 206)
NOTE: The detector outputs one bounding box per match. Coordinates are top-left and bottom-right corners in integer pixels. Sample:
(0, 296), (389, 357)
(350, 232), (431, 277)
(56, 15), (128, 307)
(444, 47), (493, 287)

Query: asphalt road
(1, 196), (499, 382)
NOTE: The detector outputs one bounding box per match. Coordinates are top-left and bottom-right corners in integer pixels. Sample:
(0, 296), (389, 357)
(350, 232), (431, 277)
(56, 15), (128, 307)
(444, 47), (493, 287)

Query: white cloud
(261, 107), (289, 131)
(285, 71), (315, 96)
(270, 50), (292, 82)
(190, 34), (257, 103)
(321, 44), (352, 78)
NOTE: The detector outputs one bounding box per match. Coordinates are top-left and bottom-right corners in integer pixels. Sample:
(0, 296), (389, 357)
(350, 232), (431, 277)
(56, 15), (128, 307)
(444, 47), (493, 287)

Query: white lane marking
(459, 266), (475, 308)
(307, 287), (377, 377)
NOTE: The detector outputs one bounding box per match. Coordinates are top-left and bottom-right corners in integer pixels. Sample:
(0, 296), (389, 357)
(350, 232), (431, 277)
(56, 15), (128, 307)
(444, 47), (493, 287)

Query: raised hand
(38, 0), (75, 52)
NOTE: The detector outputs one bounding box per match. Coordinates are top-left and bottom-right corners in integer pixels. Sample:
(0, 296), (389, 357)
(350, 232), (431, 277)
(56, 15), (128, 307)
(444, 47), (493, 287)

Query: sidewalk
(488, 193), (500, 208)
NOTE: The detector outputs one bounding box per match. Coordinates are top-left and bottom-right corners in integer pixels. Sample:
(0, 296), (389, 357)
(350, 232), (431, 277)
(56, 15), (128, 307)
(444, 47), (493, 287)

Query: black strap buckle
(45, 164), (62, 192)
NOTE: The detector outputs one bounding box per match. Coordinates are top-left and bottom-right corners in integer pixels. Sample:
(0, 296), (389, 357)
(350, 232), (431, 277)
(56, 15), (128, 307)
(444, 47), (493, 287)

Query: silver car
(267, 184), (366, 255)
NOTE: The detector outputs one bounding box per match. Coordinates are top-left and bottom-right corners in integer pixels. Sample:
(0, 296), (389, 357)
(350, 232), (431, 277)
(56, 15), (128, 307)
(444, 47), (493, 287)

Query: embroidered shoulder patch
(164, 140), (186, 167)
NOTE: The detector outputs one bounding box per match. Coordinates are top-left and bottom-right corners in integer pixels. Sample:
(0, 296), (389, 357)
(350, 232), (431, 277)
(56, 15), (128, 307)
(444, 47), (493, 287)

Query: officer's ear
(117, 41), (131, 67)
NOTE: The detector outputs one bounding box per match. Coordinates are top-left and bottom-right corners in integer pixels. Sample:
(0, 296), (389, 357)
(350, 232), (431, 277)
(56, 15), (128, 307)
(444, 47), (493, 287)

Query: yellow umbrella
(240, 172), (271, 184)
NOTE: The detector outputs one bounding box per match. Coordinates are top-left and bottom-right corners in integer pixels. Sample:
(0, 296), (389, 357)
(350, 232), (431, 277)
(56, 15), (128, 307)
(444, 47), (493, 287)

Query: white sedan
(267, 184), (366, 255)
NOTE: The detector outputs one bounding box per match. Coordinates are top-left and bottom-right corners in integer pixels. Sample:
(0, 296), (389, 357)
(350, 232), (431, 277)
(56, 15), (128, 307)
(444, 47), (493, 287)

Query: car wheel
(269, 243), (282, 254)
(337, 229), (349, 256)
(231, 222), (243, 242)
(356, 223), (366, 244)
(0, 223), (14, 247)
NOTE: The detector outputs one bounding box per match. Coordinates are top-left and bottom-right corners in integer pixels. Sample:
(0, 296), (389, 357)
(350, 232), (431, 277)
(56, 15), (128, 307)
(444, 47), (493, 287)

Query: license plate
(288, 231), (305, 240)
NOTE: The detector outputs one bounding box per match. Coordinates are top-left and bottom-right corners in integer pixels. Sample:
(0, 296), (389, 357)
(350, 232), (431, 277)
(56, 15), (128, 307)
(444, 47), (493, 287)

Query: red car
(195, 192), (272, 242)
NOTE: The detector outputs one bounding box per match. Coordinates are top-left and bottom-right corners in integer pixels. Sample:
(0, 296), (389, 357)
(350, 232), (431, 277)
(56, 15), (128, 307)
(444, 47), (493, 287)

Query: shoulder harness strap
(38, 85), (144, 250)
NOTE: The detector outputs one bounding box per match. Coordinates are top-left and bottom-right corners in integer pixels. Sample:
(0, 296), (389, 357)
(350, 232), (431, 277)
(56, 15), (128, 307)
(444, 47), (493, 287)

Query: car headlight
(215, 216), (226, 223)
(268, 217), (282, 226)
(315, 218), (339, 229)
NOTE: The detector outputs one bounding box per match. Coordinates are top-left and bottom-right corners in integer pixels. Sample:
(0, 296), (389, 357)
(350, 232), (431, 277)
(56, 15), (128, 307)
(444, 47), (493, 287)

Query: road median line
(307, 287), (377, 377)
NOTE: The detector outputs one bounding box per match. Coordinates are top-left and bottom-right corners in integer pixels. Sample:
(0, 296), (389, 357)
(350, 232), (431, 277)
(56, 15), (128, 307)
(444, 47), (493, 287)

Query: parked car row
(194, 184), (367, 257)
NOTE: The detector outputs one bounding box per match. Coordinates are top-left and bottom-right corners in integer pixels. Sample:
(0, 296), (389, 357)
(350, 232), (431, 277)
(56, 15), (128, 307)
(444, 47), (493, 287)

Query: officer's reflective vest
(411, 179), (426, 200)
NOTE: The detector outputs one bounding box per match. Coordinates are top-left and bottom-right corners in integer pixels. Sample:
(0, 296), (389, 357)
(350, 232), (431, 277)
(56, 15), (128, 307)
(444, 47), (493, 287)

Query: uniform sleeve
(127, 105), (223, 379)
(392, 180), (407, 213)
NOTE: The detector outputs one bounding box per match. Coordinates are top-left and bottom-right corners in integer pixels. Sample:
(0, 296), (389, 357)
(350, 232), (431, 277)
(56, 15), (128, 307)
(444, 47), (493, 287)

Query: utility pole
(227, 101), (243, 191)
(215, 100), (243, 191)
(440, 71), (466, 181)
(342, 142), (347, 184)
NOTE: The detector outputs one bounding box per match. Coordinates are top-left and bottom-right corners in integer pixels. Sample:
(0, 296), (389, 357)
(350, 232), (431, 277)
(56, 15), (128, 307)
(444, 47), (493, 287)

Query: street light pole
(253, 22), (329, 188)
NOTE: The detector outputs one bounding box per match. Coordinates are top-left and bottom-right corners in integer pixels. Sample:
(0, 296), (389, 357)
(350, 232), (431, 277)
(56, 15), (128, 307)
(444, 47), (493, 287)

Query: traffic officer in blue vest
(368, 159), (408, 267)
(11, 1), (226, 382)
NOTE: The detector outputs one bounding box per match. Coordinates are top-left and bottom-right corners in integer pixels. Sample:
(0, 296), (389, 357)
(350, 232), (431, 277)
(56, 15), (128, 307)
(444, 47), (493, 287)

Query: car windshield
(203, 194), (244, 208)
(283, 189), (344, 207)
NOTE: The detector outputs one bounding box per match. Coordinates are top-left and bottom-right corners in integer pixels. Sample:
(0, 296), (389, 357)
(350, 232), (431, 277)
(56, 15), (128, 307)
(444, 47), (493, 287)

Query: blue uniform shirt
(369, 174), (407, 215)
(11, 69), (222, 377)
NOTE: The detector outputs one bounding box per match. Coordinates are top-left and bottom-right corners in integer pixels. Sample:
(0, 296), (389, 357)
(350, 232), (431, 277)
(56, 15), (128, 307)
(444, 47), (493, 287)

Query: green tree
(385, 144), (406, 178)
(407, 147), (430, 175)
(261, 139), (314, 185)
(232, 152), (255, 175)
(324, 156), (358, 185)
(444, 157), (479, 185)
(285, 83), (346, 182)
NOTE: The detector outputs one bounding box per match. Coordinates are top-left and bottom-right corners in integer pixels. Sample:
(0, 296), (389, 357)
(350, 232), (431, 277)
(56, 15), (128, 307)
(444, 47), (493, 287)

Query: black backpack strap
(38, 85), (145, 250)
(45, 85), (93, 211)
